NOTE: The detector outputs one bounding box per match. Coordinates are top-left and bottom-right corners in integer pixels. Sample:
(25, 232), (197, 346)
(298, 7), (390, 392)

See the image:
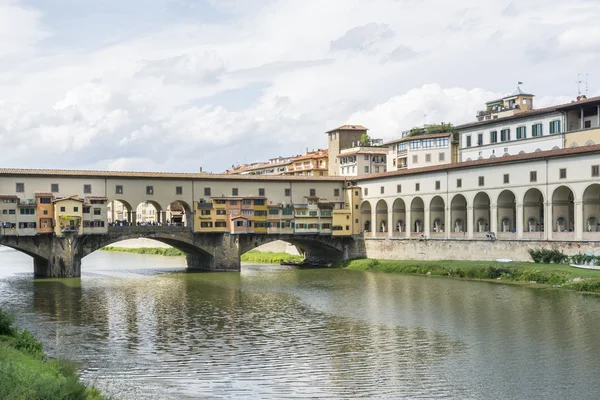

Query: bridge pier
(34, 236), (83, 277)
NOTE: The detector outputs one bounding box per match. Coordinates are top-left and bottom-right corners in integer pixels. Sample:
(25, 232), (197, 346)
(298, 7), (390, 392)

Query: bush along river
(1, 248), (600, 399)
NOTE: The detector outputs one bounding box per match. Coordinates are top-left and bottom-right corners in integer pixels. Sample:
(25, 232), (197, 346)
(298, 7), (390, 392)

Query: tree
(360, 133), (371, 145)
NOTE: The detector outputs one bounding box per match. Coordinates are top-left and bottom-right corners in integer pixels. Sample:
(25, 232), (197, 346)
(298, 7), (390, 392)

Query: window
(309, 188), (316, 196)
(216, 209), (227, 215)
(503, 174), (509, 184)
(60, 207), (66, 212)
(39, 198), (51, 204)
(254, 199), (265, 206)
(83, 184), (92, 194)
(364, 188), (369, 196)
(516, 126), (526, 139)
(8, 210), (15, 215)
(256, 188), (264, 196)
(466, 135), (472, 147)
(232, 188), (239, 196)
(585, 120), (592, 129)
(284, 188), (291, 197)
(201, 209), (211, 216)
(530, 171), (537, 182)
(457, 179), (462, 188)
(425, 154), (431, 162)
(43, 210), (48, 215)
(477, 133), (483, 146)
(254, 210), (267, 217)
(500, 128), (510, 142)
(380, 186), (385, 194)
(490, 130), (498, 143)
(204, 187), (211, 196)
(334, 189), (340, 197)
(439, 152), (445, 162)
(592, 165), (599, 177)
(364, 155), (369, 161)
(436, 138), (449, 148)
(73, 207), (79, 212)
(19, 208), (35, 215)
(532, 123), (543, 137)
(412, 155), (418, 164)
(146, 186), (154, 195)
(176, 186), (183, 195)
(364, 166), (369, 173)
(397, 184), (402, 193)
(410, 141), (421, 150)
(94, 208), (101, 215)
(268, 209), (279, 215)
(51, 184), (59, 193)
(435, 181), (440, 190)
(16, 183), (24, 193)
(398, 143), (407, 152)
(415, 183), (420, 191)
(478, 176), (484, 186)
(116, 185), (123, 194)
(549, 120), (561, 134)
(422, 139), (434, 149)
(83, 206), (90, 214)
(559, 168), (567, 179)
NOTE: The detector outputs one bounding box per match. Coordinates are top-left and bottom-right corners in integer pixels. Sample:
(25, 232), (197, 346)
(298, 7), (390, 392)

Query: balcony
(197, 202), (213, 209)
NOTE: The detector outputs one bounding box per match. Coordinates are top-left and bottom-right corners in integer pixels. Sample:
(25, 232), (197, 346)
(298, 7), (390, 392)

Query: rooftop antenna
(576, 73), (588, 96)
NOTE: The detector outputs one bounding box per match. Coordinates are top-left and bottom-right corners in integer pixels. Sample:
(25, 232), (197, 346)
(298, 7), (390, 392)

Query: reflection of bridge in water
(0, 226), (364, 278)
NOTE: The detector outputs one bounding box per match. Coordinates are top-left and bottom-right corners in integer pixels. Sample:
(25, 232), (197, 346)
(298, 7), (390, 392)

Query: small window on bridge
(309, 189), (316, 196)
(232, 188), (239, 196)
(204, 187), (211, 196)
(176, 186), (183, 195)
(334, 189), (340, 197)
(285, 188), (291, 196)
(83, 184), (92, 194)
(258, 188), (265, 196)
(51, 184), (59, 193)
(146, 186), (154, 195)
(116, 185), (123, 194)
(16, 183), (24, 193)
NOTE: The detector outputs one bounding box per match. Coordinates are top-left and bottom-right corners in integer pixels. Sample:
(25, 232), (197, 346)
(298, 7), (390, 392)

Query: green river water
(1, 248), (599, 399)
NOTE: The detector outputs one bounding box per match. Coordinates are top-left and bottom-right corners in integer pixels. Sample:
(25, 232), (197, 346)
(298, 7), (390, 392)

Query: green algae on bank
(339, 259), (600, 293)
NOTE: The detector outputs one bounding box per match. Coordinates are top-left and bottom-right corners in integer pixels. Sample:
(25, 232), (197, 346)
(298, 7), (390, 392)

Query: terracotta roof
(35, 192), (53, 197)
(326, 124), (368, 133)
(86, 196), (108, 201)
(355, 144), (600, 181)
(292, 150), (328, 161)
(52, 196), (84, 203)
(384, 132), (453, 145)
(0, 195), (18, 199)
(338, 148), (388, 157)
(0, 168), (344, 182)
(456, 96), (600, 130)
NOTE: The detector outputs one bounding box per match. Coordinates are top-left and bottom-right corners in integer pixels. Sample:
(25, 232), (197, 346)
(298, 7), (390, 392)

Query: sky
(1, 0), (599, 173)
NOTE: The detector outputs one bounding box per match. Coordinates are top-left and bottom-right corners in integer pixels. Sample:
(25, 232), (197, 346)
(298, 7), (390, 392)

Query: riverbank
(0, 308), (107, 399)
(100, 247), (304, 264)
(340, 259), (600, 293)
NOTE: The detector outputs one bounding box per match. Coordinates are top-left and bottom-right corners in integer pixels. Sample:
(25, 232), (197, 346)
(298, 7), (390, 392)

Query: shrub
(0, 307), (15, 336)
(14, 329), (44, 359)
(528, 248), (567, 264)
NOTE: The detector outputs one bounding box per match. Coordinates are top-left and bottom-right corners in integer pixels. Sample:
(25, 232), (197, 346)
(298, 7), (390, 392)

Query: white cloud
(0, 0), (598, 173)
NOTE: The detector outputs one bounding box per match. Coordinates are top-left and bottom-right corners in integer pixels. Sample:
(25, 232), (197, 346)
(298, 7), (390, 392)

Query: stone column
(490, 204), (498, 235)
(445, 206), (451, 239)
(34, 235), (83, 277)
(545, 202), (553, 241)
(467, 206), (474, 239)
(387, 208), (394, 238)
(516, 203), (524, 239)
(575, 201), (583, 240)
(424, 207), (430, 237)
(405, 207), (412, 238)
(371, 208), (377, 238)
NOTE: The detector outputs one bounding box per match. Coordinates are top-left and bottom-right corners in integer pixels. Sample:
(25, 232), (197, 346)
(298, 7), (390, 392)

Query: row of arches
(108, 200), (193, 227)
(360, 184), (600, 238)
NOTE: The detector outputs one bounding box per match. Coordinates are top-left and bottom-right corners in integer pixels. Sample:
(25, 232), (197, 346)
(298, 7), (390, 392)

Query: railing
(108, 225), (191, 233)
(197, 202), (213, 209)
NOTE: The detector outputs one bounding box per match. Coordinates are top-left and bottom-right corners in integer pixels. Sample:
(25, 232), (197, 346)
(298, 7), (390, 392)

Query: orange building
(35, 193), (54, 233)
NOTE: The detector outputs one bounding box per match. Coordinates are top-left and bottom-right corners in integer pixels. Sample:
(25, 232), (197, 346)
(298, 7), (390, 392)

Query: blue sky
(0, 0), (599, 172)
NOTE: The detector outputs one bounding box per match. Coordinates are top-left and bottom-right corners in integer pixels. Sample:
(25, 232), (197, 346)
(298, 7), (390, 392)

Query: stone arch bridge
(0, 227), (364, 277)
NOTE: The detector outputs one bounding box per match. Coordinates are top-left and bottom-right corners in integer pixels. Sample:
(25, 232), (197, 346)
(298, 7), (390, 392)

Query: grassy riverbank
(100, 246), (185, 256)
(241, 250), (304, 264)
(340, 259), (600, 293)
(0, 307), (108, 400)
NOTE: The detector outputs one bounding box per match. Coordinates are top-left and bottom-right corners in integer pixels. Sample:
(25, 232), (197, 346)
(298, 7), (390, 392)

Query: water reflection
(1, 250), (600, 399)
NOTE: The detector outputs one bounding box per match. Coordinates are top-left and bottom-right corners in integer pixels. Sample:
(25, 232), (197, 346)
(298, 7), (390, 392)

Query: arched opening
(497, 190), (516, 235)
(239, 236), (344, 266)
(375, 200), (388, 235)
(410, 197), (424, 235)
(107, 200), (134, 225)
(168, 200), (193, 227)
(552, 186), (575, 235)
(430, 196), (445, 235)
(473, 192), (490, 234)
(583, 184), (600, 237)
(450, 194), (467, 235)
(360, 201), (372, 233)
(392, 198), (406, 235)
(131, 201), (164, 226)
(523, 188), (544, 235)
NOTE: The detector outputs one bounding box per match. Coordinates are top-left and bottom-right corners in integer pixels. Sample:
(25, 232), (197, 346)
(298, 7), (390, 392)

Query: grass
(241, 250), (304, 264)
(338, 259), (600, 293)
(100, 246), (185, 257)
(0, 307), (109, 400)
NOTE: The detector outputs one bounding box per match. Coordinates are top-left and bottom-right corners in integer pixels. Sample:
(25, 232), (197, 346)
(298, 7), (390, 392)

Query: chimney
(199, 167), (203, 172)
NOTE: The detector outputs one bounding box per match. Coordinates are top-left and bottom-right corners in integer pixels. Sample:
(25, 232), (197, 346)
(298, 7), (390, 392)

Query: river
(1, 248), (599, 399)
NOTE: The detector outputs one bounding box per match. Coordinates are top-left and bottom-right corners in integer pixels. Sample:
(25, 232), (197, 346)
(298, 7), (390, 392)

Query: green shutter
(549, 121), (554, 134)
(557, 120), (561, 133)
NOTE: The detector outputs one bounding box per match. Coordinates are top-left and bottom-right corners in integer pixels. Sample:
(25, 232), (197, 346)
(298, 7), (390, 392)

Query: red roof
(326, 124), (368, 133)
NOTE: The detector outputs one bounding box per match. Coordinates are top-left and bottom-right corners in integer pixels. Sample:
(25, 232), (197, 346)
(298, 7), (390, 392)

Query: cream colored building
(326, 124), (369, 176)
(53, 197), (84, 237)
(386, 132), (458, 171)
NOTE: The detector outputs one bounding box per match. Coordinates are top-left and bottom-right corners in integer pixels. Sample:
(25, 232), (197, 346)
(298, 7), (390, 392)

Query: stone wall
(253, 240), (301, 255)
(364, 238), (600, 262)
